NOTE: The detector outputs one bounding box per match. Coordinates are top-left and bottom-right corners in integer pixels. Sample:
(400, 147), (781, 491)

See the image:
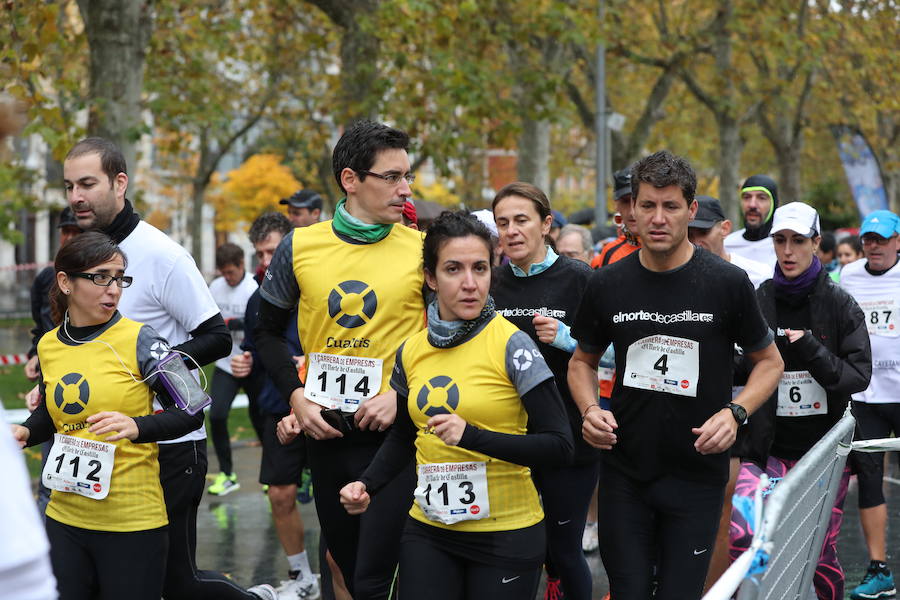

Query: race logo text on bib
(776, 370), (827, 417)
(623, 335), (699, 397)
(304, 352), (382, 412)
(42, 433), (116, 500)
(415, 461), (490, 525)
(859, 299), (898, 338)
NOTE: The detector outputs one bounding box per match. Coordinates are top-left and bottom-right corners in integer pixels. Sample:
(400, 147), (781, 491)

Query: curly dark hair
(630, 150), (696, 206)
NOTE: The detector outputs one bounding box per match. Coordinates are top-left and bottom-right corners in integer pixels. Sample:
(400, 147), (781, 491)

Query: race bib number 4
(415, 462), (490, 525)
(777, 370), (827, 417)
(42, 433), (115, 500)
(304, 353), (382, 412)
(859, 299), (898, 338)
(624, 335), (699, 397)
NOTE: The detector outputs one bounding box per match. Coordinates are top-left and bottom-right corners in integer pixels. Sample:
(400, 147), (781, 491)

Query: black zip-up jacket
(738, 270), (871, 465)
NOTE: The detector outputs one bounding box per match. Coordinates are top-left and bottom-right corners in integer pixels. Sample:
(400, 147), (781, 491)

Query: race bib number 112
(624, 335), (700, 397)
(42, 433), (116, 500)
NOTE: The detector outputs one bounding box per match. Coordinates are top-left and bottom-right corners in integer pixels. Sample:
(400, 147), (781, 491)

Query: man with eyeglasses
(256, 120), (425, 599)
(840, 210), (900, 600)
(62, 138), (278, 600)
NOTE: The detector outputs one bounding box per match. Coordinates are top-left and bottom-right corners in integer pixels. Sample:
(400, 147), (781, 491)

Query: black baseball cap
(58, 206), (80, 229)
(689, 195), (726, 229)
(279, 190), (322, 210)
(613, 168), (632, 201)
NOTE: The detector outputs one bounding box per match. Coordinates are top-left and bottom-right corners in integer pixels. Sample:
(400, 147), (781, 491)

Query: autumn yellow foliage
(211, 154), (300, 232)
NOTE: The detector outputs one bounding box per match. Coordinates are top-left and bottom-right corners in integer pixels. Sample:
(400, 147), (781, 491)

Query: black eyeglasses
(355, 169), (416, 186)
(68, 272), (134, 288)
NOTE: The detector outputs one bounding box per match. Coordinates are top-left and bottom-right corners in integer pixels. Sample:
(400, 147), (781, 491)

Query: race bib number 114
(624, 335), (700, 397)
(304, 353), (383, 412)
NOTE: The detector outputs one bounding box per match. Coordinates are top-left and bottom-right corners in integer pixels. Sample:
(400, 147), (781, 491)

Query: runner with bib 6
(729, 202), (872, 600)
(339, 211), (573, 600)
(11, 232), (205, 600)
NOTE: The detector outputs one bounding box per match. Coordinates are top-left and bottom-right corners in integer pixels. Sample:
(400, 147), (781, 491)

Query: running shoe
(544, 576), (563, 600)
(247, 583), (278, 600)
(297, 468), (314, 504)
(262, 484), (270, 494)
(208, 472), (240, 496)
(582, 521), (599, 553)
(851, 567), (896, 600)
(277, 573), (321, 599)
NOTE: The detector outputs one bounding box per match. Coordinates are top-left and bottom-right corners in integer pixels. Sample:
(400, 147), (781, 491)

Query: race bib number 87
(415, 461), (490, 525)
(42, 433), (115, 500)
(624, 335), (699, 397)
(859, 299), (898, 338)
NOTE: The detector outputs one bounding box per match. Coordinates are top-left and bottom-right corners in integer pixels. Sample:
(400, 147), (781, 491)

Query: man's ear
(721, 219), (733, 236)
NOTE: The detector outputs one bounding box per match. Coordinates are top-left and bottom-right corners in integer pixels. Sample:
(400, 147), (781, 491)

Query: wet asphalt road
(196, 443), (898, 599)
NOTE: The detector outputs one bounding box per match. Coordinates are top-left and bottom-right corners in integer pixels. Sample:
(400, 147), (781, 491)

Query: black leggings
(533, 460), (601, 600)
(46, 517), (167, 600)
(597, 467), (723, 600)
(852, 401), (900, 508)
(396, 521), (542, 600)
(208, 368), (264, 475)
(158, 440), (257, 600)
(307, 436), (415, 600)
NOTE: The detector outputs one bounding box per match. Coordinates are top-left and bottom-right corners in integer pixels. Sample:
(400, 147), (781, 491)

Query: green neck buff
(332, 197), (394, 243)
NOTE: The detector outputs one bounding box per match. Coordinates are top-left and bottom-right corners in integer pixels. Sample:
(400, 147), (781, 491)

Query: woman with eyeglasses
(339, 211), (573, 599)
(729, 203), (871, 600)
(10, 232), (216, 600)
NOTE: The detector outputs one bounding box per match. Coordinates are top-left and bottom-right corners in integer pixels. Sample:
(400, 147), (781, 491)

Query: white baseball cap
(770, 202), (820, 238)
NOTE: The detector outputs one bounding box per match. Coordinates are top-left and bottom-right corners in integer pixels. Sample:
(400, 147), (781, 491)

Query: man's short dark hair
(332, 120), (410, 194)
(66, 137), (128, 182)
(630, 150), (696, 205)
(215, 242), (244, 269)
(248, 211), (292, 246)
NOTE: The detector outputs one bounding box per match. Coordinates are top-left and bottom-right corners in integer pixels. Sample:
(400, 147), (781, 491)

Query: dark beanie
(740, 174), (779, 240)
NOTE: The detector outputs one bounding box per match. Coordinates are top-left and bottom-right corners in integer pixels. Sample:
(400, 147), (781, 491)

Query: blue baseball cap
(860, 210), (900, 239)
(551, 209), (567, 229)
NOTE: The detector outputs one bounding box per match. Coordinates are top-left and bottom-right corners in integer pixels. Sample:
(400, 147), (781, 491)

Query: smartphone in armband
(157, 352), (212, 415)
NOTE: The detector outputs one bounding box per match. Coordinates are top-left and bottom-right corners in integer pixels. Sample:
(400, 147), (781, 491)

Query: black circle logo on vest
(55, 372), (90, 415)
(328, 280), (378, 328)
(416, 375), (460, 416)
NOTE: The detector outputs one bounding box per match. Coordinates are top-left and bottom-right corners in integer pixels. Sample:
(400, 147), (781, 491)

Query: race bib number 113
(415, 461), (490, 525)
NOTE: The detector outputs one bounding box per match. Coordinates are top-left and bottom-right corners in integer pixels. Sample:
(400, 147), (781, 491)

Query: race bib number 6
(42, 433), (115, 500)
(415, 461), (490, 525)
(624, 335), (700, 397)
(304, 353), (383, 412)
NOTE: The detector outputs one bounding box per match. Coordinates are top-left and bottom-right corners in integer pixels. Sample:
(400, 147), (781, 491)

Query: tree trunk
(76, 0), (153, 176)
(517, 118), (551, 193)
(717, 114), (744, 221)
(774, 141), (804, 205)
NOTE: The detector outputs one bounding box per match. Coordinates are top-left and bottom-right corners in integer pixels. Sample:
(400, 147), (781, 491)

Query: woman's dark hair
(50, 231), (127, 324)
(491, 181), (556, 249)
(837, 235), (863, 256)
(423, 211), (494, 275)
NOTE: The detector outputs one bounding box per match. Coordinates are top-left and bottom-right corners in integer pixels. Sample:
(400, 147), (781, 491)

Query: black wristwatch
(726, 402), (747, 425)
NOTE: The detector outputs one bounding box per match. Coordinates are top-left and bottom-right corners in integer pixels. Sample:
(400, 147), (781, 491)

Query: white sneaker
(247, 583), (278, 600)
(277, 573), (321, 599)
(582, 521), (599, 553)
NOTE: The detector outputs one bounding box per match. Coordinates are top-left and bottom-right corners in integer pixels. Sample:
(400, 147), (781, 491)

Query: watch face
(731, 404), (747, 422)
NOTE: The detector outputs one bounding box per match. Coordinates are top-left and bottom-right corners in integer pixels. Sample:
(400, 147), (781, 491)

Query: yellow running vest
(38, 317), (167, 532)
(291, 222), (426, 396)
(402, 316), (544, 532)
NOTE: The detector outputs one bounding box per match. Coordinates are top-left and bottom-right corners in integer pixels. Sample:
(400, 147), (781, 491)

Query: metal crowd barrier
(704, 408), (857, 600)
